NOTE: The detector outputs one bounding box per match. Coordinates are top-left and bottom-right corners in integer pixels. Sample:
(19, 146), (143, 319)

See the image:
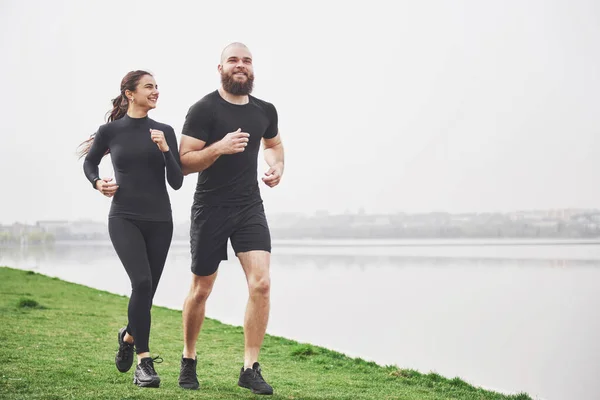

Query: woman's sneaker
(133, 356), (162, 388)
(115, 327), (134, 372)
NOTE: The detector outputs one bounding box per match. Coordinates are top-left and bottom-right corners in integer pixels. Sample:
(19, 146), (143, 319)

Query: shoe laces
(251, 364), (265, 381)
(118, 340), (134, 359)
(181, 359), (197, 380)
(140, 356), (163, 376)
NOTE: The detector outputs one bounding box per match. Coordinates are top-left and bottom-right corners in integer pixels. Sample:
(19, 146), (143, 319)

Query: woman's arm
(163, 128), (184, 190)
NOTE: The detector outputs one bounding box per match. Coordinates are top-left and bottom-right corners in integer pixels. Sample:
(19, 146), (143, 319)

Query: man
(177, 42), (284, 395)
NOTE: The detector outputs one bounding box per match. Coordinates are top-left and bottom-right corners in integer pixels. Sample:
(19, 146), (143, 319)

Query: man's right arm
(180, 99), (250, 175)
(180, 129), (250, 175)
(179, 136), (221, 176)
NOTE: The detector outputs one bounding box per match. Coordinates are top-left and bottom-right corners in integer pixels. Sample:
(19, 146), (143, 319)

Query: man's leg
(236, 250), (273, 395)
(180, 203), (229, 390)
(237, 250), (271, 369)
(182, 271), (218, 359)
(183, 203), (230, 359)
(178, 271), (218, 390)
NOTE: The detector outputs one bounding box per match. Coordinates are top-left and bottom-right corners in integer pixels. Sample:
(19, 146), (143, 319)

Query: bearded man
(177, 42), (284, 395)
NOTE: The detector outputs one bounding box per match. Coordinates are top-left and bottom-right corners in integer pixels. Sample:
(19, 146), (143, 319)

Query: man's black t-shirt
(181, 90), (278, 206)
(83, 114), (183, 221)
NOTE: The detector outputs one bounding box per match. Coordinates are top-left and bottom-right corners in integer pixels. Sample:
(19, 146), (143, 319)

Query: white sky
(1, 0), (599, 224)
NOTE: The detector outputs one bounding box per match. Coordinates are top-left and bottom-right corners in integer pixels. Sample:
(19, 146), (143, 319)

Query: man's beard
(221, 70), (254, 95)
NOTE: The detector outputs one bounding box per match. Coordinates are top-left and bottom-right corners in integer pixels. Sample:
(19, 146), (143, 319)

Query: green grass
(0, 266), (532, 399)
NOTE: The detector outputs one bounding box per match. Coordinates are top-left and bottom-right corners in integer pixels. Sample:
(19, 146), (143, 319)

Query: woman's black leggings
(108, 217), (173, 354)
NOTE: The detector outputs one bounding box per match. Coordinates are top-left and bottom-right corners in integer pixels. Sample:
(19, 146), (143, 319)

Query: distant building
(69, 220), (107, 236)
(34, 220), (108, 240)
(36, 220), (71, 236)
(15, 223), (42, 234)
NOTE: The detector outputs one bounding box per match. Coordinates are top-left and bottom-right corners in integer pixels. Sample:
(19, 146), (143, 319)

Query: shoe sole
(238, 381), (273, 395)
(134, 376), (160, 388)
(179, 382), (200, 390)
(115, 327), (133, 373)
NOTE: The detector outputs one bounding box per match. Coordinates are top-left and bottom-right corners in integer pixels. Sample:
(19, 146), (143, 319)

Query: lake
(2, 238), (600, 400)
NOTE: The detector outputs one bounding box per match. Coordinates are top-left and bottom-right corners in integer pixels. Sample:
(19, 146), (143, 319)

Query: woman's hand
(150, 129), (169, 152)
(95, 177), (119, 197)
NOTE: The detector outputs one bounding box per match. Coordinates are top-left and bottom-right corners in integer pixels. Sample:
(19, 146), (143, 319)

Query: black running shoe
(133, 356), (162, 388)
(238, 362), (273, 395)
(178, 357), (199, 390)
(115, 327), (134, 373)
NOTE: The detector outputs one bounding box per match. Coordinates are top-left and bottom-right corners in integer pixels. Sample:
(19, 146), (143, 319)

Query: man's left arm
(262, 132), (284, 188)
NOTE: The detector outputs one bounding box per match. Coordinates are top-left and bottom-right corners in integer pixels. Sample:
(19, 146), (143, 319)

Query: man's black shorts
(189, 201), (271, 276)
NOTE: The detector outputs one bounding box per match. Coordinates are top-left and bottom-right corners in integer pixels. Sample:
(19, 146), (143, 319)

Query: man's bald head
(220, 42), (252, 64)
(218, 42), (255, 96)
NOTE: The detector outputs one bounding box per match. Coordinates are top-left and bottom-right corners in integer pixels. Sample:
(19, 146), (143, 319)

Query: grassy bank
(0, 266), (531, 399)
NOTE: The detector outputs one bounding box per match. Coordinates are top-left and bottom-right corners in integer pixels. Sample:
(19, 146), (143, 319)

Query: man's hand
(150, 129), (169, 152)
(95, 177), (119, 197)
(216, 128), (250, 155)
(262, 162), (283, 188)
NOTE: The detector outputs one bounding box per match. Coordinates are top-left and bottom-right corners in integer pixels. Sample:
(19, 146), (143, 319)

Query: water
(2, 239), (600, 400)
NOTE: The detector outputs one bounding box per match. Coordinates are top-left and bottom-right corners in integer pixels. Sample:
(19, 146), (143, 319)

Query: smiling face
(218, 44), (254, 95)
(125, 74), (159, 110)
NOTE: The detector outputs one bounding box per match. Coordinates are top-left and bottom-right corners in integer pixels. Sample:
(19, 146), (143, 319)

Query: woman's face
(127, 75), (159, 110)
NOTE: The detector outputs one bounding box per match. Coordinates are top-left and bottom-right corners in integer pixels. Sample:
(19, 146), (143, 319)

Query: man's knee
(188, 274), (217, 303)
(249, 276), (270, 297)
(238, 251), (271, 297)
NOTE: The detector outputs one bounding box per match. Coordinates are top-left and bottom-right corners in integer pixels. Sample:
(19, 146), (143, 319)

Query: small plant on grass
(18, 298), (45, 309)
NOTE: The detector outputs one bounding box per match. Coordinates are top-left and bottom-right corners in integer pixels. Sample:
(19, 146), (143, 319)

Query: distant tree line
(0, 231), (55, 245)
(266, 213), (600, 239)
(3, 211), (600, 244)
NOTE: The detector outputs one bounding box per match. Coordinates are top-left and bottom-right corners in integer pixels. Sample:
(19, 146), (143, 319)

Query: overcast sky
(1, 0), (599, 225)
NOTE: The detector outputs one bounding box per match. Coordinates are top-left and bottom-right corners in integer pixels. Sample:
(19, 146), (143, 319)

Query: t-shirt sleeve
(181, 100), (212, 142)
(263, 103), (279, 139)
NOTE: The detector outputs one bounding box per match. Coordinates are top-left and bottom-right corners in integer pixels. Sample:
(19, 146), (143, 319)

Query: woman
(79, 70), (183, 388)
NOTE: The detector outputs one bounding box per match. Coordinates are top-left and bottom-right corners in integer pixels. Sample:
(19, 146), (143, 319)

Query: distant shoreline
(3, 237), (600, 248)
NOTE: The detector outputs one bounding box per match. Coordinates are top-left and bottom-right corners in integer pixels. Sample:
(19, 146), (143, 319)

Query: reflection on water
(2, 240), (600, 400)
(5, 241), (600, 269)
